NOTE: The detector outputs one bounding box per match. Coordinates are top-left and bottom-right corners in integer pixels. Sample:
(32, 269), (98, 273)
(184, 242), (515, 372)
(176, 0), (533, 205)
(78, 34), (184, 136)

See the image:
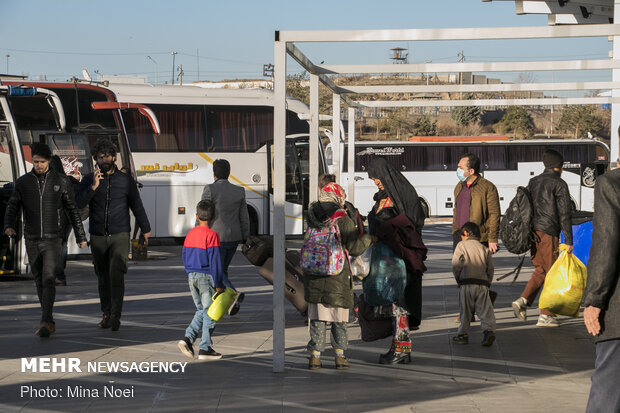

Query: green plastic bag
(538, 244), (587, 318)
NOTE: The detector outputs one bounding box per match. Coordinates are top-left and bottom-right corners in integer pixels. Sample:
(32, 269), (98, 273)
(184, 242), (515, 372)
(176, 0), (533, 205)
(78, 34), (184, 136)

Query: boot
(98, 314), (111, 329)
(379, 350), (411, 365)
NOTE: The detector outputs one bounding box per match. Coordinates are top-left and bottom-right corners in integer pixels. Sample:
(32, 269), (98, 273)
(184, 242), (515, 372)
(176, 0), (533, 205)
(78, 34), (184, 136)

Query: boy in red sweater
(177, 200), (225, 360)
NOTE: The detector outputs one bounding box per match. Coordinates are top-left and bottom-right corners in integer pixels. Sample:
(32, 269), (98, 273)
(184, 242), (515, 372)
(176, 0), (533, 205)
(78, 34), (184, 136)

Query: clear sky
(0, 0), (612, 86)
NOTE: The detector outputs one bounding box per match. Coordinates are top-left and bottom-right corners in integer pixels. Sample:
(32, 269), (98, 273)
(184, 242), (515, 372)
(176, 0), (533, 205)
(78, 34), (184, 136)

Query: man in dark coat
(583, 168), (620, 413)
(4, 143), (87, 337)
(512, 149), (573, 327)
(76, 139), (151, 331)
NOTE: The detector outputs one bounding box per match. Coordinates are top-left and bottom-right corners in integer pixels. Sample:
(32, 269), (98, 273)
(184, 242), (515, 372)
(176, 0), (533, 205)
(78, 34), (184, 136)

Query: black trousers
(586, 338), (620, 413)
(26, 239), (62, 323)
(90, 233), (130, 317)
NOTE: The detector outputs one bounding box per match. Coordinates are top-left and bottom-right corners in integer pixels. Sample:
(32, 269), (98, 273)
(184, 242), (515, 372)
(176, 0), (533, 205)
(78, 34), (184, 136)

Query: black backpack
(499, 186), (536, 254)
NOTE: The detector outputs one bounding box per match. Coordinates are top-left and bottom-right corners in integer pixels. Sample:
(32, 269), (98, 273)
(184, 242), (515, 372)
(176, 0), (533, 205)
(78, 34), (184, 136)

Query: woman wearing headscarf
(367, 157), (427, 365)
(303, 183), (372, 370)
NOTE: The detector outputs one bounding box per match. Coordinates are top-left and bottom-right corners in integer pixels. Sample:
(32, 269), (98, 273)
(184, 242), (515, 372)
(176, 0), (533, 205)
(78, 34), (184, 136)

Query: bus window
(52, 89), (117, 131)
(594, 144), (609, 162)
(485, 146), (507, 170)
(207, 106), (273, 152)
(549, 144), (589, 165)
(506, 145), (546, 169)
(448, 146), (468, 169)
(425, 146), (447, 171)
(47, 134), (94, 181)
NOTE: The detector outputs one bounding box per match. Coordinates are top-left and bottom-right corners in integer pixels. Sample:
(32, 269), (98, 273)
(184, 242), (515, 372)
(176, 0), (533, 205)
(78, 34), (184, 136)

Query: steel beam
(357, 96), (620, 107)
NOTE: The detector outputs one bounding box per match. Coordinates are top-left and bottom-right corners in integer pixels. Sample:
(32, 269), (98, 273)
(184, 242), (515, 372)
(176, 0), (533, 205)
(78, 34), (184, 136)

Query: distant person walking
(4, 143), (87, 337)
(76, 138), (151, 331)
(511, 149), (573, 327)
(201, 159), (249, 315)
(452, 153), (500, 253)
(583, 167), (620, 413)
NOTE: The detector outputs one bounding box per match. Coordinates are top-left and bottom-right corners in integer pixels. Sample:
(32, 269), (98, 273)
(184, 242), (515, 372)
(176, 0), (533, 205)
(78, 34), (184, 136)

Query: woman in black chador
(367, 157), (427, 364)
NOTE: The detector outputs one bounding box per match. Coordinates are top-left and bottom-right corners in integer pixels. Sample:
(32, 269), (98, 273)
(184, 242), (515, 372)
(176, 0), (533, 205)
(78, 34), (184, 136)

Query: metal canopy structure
(271, 21), (620, 372)
(483, 0), (613, 25)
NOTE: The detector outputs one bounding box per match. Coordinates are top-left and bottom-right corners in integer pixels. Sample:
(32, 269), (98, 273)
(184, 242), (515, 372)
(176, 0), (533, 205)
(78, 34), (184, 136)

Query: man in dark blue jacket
(76, 139), (151, 331)
(4, 143), (87, 337)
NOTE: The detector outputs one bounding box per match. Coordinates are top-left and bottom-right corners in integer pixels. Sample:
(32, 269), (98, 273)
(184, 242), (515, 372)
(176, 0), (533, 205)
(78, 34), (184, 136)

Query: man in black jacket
(511, 149), (573, 327)
(4, 143), (87, 337)
(76, 139), (151, 331)
(583, 168), (620, 412)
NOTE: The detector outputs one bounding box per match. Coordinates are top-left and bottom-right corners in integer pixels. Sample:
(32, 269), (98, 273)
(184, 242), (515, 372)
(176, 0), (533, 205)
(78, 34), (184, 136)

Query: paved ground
(0, 223), (595, 413)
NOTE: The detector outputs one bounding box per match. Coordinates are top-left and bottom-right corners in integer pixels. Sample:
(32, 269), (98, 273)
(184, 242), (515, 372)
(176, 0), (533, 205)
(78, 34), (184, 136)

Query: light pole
(147, 56), (158, 84)
(171, 51), (177, 84)
(5, 54), (10, 74)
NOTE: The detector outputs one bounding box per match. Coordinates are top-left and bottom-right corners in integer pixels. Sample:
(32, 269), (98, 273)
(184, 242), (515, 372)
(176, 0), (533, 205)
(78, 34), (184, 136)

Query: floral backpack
(301, 220), (346, 276)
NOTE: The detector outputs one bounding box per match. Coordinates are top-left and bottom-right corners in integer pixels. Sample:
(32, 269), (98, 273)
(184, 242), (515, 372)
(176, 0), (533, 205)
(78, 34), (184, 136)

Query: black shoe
(55, 277), (67, 286)
(379, 350), (411, 365)
(229, 292), (245, 316)
(177, 337), (195, 358)
(481, 330), (496, 347)
(452, 334), (469, 344)
(98, 314), (111, 329)
(198, 348), (222, 361)
(35, 321), (53, 338)
(110, 315), (121, 331)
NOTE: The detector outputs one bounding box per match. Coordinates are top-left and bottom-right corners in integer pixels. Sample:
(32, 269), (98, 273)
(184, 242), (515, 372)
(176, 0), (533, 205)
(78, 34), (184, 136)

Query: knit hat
(543, 149), (564, 169)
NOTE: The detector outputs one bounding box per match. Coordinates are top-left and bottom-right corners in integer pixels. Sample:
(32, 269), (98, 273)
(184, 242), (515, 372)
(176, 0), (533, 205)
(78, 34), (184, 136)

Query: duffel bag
(242, 235), (273, 266)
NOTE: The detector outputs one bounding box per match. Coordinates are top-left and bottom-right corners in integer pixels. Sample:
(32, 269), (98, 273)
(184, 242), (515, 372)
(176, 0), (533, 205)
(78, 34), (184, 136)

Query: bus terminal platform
(0, 223), (595, 413)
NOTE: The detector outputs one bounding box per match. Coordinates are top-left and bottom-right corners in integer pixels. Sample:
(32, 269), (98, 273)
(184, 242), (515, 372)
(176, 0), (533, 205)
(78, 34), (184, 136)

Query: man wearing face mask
(76, 139), (151, 331)
(511, 149), (573, 327)
(452, 153), (500, 253)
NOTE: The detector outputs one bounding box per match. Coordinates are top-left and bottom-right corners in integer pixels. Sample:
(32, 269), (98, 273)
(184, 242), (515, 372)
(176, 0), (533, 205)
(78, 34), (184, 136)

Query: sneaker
(177, 337), (195, 358)
(198, 348), (222, 361)
(536, 314), (560, 327)
(512, 297), (528, 321)
(229, 292), (245, 316)
(481, 330), (496, 346)
(452, 334), (469, 344)
(98, 314), (111, 329)
(335, 355), (349, 370)
(308, 355), (322, 370)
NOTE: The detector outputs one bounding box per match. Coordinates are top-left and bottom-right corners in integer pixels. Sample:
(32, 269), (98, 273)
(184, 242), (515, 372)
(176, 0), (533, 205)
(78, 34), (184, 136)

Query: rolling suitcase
(242, 235), (273, 266)
(258, 250), (308, 316)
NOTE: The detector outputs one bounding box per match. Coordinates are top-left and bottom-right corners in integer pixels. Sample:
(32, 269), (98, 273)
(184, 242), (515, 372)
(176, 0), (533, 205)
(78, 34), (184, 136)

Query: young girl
(303, 183), (371, 370)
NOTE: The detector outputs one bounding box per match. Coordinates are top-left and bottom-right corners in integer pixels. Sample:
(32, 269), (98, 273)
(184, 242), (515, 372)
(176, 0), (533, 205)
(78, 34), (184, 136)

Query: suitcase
(242, 235), (273, 266)
(258, 250), (308, 316)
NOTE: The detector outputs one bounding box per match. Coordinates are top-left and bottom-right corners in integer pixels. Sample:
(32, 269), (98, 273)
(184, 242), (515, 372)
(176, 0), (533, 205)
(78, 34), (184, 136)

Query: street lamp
(147, 55), (158, 84)
(5, 54), (10, 74)
(171, 51), (177, 85)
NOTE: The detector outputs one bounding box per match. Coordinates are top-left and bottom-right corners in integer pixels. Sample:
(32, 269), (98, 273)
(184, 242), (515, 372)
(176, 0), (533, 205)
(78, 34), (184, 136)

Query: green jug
(207, 288), (237, 321)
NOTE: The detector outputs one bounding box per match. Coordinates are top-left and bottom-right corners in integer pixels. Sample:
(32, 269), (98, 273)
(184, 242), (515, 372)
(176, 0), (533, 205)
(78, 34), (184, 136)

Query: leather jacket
(527, 169), (573, 245)
(3, 169), (86, 242)
(76, 167), (151, 236)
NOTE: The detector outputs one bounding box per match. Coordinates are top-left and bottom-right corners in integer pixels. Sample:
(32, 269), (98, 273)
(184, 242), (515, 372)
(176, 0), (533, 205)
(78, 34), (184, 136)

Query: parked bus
(0, 85), (65, 275)
(332, 137), (609, 217)
(1, 80), (158, 253)
(107, 82), (327, 238)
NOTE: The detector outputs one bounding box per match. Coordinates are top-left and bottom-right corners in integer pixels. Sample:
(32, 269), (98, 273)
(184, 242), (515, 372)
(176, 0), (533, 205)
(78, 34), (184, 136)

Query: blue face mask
(456, 168), (467, 182)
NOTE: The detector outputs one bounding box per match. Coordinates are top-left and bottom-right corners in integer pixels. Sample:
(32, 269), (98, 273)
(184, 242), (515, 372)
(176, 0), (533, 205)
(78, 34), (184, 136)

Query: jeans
(90, 232), (130, 317)
(26, 239), (62, 323)
(220, 241), (239, 290)
(55, 240), (68, 280)
(185, 272), (216, 351)
(586, 339), (620, 413)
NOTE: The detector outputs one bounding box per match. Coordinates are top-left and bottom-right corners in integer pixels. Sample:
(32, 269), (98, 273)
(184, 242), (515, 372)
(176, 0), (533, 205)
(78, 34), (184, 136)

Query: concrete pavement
(0, 223), (595, 412)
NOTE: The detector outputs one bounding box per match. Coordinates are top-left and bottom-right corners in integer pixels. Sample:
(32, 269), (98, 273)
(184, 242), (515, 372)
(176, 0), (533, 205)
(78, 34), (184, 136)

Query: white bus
(0, 85), (65, 275)
(108, 82), (327, 238)
(333, 137), (610, 217)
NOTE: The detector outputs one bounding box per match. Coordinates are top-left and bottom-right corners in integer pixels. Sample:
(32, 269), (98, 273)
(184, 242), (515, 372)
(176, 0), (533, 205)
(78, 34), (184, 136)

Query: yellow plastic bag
(538, 244), (587, 317)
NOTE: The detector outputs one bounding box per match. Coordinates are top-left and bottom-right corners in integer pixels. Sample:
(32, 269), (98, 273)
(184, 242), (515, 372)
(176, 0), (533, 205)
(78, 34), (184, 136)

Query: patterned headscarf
(319, 182), (347, 207)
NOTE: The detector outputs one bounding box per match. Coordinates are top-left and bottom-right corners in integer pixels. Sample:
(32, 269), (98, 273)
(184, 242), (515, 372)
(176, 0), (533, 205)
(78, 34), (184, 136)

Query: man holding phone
(76, 138), (151, 331)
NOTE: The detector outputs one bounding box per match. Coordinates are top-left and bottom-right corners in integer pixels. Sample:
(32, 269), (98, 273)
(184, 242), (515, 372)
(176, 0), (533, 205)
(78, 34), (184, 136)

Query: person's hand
(371, 235), (379, 243)
(4, 227), (15, 237)
(91, 167), (104, 191)
(566, 245), (574, 254)
(584, 305), (602, 336)
(488, 242), (499, 254)
(215, 287), (225, 293)
(77, 241), (87, 248)
(142, 232), (151, 242)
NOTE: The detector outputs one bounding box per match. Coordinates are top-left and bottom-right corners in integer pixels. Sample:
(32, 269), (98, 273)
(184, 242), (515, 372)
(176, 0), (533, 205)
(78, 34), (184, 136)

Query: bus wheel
(248, 208), (259, 235)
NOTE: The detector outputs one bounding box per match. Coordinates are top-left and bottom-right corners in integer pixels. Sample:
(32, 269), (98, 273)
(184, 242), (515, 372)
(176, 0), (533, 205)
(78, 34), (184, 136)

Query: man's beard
(99, 161), (114, 173)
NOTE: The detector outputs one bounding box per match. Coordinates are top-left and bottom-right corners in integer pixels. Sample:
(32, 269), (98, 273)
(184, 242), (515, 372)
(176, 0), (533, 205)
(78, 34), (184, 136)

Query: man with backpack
(452, 153), (500, 253)
(511, 149), (573, 327)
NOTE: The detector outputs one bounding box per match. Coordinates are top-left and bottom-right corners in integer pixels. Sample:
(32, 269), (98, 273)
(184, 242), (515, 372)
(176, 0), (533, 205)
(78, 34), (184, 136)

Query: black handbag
(242, 235), (273, 266)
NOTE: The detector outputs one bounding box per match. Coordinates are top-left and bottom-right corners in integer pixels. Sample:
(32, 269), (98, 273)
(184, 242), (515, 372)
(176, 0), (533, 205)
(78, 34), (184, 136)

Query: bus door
(44, 133), (95, 181)
(0, 125), (22, 274)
